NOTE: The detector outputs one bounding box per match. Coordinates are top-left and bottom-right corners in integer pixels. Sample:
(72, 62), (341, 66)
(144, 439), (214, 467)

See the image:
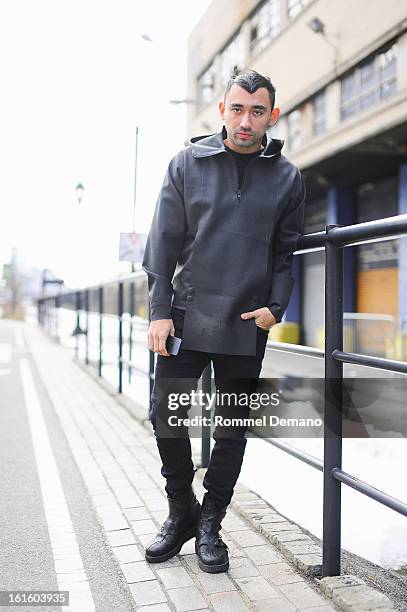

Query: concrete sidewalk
(23, 321), (342, 612)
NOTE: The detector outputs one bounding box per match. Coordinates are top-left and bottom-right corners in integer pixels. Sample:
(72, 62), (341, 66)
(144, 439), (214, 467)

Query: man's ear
(269, 107), (281, 127)
(218, 100), (225, 120)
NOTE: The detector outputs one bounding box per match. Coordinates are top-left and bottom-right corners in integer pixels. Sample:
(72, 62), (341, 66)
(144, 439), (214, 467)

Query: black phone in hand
(166, 335), (182, 356)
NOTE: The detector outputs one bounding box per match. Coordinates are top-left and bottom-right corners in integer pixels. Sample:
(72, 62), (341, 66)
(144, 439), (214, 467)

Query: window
(379, 44), (397, 98)
(340, 43), (397, 120)
(287, 109), (301, 151)
(359, 58), (377, 110)
(220, 30), (245, 86)
(313, 91), (326, 136)
(288, 0), (307, 19)
(198, 63), (215, 107)
(250, 0), (281, 55)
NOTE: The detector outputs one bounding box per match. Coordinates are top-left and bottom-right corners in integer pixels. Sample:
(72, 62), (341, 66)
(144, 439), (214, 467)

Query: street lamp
(126, 33), (154, 273)
(308, 17), (325, 35)
(307, 17), (339, 66)
(169, 98), (198, 105)
(75, 182), (85, 205)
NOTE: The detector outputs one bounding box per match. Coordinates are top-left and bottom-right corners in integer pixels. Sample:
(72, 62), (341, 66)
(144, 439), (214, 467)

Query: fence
(37, 213), (407, 577)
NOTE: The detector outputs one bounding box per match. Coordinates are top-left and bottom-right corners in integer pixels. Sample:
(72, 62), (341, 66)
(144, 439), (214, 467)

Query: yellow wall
(357, 268), (398, 316)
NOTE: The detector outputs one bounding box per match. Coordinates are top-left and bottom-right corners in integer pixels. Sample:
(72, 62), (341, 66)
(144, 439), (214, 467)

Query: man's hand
(240, 307), (277, 331)
(148, 319), (175, 357)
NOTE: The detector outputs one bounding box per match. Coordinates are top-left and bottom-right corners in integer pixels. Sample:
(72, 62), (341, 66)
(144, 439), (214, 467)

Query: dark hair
(224, 69), (276, 109)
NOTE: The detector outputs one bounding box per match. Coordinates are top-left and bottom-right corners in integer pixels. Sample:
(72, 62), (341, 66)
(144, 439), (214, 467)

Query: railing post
(128, 281), (135, 384)
(98, 286), (103, 377)
(45, 299), (49, 334)
(85, 289), (89, 365)
(48, 299), (52, 335)
(37, 299), (42, 327)
(55, 294), (60, 341)
(148, 302), (154, 419)
(118, 281), (124, 393)
(75, 292), (80, 359)
(201, 364), (212, 468)
(323, 224), (344, 577)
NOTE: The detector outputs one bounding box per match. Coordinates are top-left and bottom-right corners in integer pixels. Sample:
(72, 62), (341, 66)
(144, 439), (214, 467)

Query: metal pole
(54, 295), (59, 341)
(148, 301), (154, 419)
(201, 364), (212, 468)
(48, 299), (52, 335)
(128, 281), (135, 384)
(149, 349), (155, 418)
(131, 126), (139, 274)
(323, 224), (344, 577)
(98, 286), (103, 377)
(118, 282), (124, 393)
(85, 289), (89, 365)
(38, 300), (44, 329)
(75, 292), (80, 359)
(133, 126), (139, 233)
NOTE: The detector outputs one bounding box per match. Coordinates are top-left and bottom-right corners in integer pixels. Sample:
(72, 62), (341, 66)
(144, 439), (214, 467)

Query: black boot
(145, 487), (201, 563)
(195, 495), (229, 573)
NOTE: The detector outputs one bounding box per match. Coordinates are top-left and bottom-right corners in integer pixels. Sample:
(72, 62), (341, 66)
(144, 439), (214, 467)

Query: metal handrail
(333, 349), (407, 374)
(37, 212), (407, 578)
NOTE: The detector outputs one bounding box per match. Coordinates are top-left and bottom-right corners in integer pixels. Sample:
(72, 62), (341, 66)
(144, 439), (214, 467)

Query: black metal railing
(37, 213), (407, 577)
(297, 215), (407, 576)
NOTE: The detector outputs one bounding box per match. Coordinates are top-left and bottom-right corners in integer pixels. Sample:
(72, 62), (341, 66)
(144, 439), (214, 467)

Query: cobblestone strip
(319, 576), (396, 612)
(228, 488), (396, 611)
(26, 324), (342, 611)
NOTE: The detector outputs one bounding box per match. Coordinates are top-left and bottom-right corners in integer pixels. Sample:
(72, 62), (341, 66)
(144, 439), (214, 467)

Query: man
(142, 70), (306, 573)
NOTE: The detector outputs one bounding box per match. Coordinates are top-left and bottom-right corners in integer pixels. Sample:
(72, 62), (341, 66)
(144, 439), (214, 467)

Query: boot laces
(215, 532), (229, 551)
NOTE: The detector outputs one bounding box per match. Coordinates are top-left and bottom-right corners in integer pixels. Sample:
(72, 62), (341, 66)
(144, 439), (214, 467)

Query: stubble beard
(231, 130), (264, 150)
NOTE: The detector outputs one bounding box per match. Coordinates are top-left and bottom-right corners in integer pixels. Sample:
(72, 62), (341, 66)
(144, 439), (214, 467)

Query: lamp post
(128, 33), (154, 274)
(307, 17), (339, 67)
(75, 182), (85, 205)
(70, 182), (87, 345)
(131, 126), (139, 273)
(169, 98), (197, 105)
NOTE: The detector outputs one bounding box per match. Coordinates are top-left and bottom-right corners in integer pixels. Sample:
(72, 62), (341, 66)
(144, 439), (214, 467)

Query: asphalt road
(0, 319), (137, 612)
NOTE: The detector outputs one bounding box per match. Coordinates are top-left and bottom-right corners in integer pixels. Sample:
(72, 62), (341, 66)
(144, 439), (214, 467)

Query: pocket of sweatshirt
(190, 229), (269, 298)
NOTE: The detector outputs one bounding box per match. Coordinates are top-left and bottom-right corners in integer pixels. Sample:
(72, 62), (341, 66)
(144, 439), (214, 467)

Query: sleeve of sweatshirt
(266, 168), (306, 323)
(142, 152), (187, 321)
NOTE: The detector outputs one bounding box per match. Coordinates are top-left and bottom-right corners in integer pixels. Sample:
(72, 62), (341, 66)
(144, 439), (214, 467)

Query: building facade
(187, 0), (407, 355)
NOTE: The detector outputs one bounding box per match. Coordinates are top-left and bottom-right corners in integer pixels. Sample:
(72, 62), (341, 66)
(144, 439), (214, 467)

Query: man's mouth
(237, 132), (252, 140)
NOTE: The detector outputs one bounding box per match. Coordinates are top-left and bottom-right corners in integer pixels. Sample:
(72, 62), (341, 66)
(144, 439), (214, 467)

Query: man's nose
(239, 113), (252, 130)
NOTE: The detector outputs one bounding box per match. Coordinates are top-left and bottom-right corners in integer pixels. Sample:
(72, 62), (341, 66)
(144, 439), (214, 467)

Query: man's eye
(232, 108), (241, 113)
(254, 111), (264, 116)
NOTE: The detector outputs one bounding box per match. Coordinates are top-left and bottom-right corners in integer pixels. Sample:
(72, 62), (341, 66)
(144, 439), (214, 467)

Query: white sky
(0, 0), (213, 288)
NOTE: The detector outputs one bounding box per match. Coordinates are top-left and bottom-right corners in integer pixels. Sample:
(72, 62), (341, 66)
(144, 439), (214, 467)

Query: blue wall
(327, 187), (356, 313)
(285, 254), (301, 323)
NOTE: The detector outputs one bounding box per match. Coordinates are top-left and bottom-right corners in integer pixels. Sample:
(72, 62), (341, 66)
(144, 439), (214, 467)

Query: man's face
(219, 84), (280, 153)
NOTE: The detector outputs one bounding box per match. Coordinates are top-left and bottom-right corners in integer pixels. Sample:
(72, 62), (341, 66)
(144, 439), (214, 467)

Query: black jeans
(150, 307), (269, 507)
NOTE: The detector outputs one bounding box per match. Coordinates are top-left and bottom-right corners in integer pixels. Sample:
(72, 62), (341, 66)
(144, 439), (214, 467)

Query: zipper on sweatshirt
(223, 149), (276, 206)
(223, 153), (241, 206)
(235, 157), (260, 205)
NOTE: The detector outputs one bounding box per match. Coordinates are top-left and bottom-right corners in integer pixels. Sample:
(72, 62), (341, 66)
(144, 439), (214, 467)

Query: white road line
(0, 343), (12, 364)
(19, 359), (95, 612)
(15, 327), (25, 348)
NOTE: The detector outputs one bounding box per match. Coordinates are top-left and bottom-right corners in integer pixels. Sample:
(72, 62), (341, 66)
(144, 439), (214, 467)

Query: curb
(229, 488), (396, 612)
